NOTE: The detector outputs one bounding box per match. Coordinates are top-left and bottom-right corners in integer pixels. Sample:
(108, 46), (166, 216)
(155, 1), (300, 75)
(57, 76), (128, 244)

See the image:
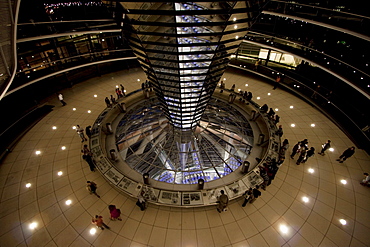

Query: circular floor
(0, 67), (369, 247)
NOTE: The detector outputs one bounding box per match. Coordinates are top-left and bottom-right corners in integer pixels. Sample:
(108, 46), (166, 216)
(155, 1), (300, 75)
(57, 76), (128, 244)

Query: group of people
(88, 180), (147, 230)
(91, 205), (122, 230)
(104, 84), (126, 108)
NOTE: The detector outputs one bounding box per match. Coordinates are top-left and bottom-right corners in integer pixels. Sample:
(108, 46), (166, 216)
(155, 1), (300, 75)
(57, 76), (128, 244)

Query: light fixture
(223, 78), (226, 81)
(329, 148), (334, 152)
(245, 84), (248, 87)
(137, 79), (141, 82)
(233, 17), (236, 21)
(61, 146), (66, 150)
(35, 151), (41, 155)
(26, 183), (31, 188)
(279, 224), (288, 234)
(52, 126), (57, 130)
(308, 168), (314, 173)
(90, 228), (97, 235)
(116, 85), (119, 88)
(72, 126), (76, 129)
(234, 25), (238, 29)
(87, 110), (91, 113)
(72, 108), (76, 111)
(310, 124), (315, 127)
(94, 94), (97, 97)
(339, 219), (347, 225)
(290, 106), (294, 109)
(340, 179), (347, 185)
(65, 200), (72, 205)
(275, 108), (278, 111)
(291, 124), (296, 127)
(29, 222), (38, 230)
(235, 36), (239, 39)
(302, 196), (309, 203)
(267, 93), (271, 95)
(256, 97), (260, 100)
(57, 171), (63, 176)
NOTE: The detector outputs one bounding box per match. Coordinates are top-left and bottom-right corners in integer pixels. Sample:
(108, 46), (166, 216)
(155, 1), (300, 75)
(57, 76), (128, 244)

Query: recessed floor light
(90, 228), (97, 235)
(310, 124), (315, 127)
(339, 219), (347, 225)
(26, 183), (31, 188)
(291, 124), (296, 127)
(329, 148), (334, 152)
(72, 126), (76, 129)
(302, 196), (309, 203)
(87, 110), (91, 113)
(279, 224), (289, 234)
(61, 146), (66, 150)
(57, 171), (63, 176)
(290, 106), (294, 109)
(256, 97), (260, 100)
(72, 108), (76, 111)
(308, 168), (314, 173)
(94, 94), (97, 98)
(340, 179), (347, 184)
(35, 151), (41, 155)
(267, 93), (271, 95)
(52, 126), (57, 130)
(115, 85), (119, 88)
(245, 84), (248, 87)
(29, 222), (38, 230)
(137, 79), (141, 82)
(275, 108), (278, 111)
(65, 200), (72, 205)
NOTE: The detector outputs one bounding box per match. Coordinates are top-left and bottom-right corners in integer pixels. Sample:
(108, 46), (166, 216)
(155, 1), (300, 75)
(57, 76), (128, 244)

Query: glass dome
(115, 98), (254, 184)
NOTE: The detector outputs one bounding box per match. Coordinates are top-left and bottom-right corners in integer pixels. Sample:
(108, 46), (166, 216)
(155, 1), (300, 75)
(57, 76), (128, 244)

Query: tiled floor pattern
(0, 67), (369, 247)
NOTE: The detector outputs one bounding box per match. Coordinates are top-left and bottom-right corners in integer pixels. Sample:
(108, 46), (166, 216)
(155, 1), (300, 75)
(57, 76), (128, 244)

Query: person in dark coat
(290, 142), (301, 159)
(242, 188), (253, 207)
(303, 147), (315, 163)
(296, 147), (307, 165)
(276, 125), (283, 137)
(260, 104), (268, 113)
(318, 140), (331, 155)
(105, 97), (111, 108)
(336, 147), (355, 163)
(85, 126), (92, 139)
(83, 154), (96, 172)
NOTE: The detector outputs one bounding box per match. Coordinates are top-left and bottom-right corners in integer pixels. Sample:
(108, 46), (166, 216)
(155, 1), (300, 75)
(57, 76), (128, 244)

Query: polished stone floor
(0, 67), (369, 247)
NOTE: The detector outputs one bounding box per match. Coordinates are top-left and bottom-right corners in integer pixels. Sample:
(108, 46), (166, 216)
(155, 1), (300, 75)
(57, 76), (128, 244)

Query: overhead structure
(120, 1), (267, 130)
(115, 1), (267, 184)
